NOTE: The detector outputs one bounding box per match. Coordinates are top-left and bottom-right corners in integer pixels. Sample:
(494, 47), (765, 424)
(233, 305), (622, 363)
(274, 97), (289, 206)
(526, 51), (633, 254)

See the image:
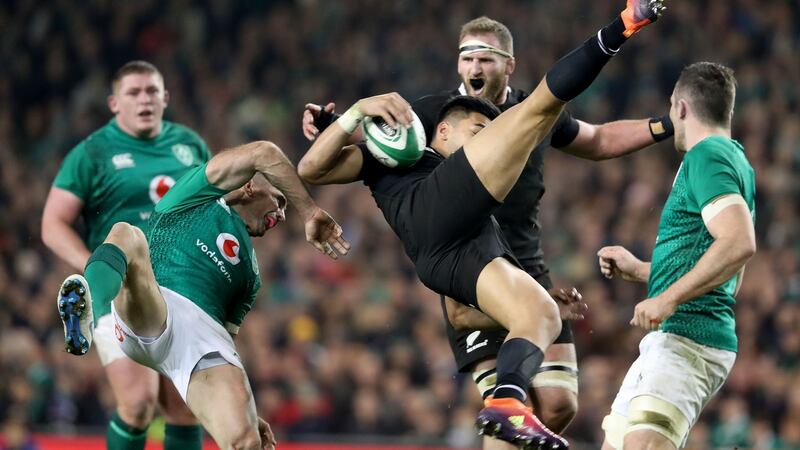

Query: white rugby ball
(363, 111), (426, 168)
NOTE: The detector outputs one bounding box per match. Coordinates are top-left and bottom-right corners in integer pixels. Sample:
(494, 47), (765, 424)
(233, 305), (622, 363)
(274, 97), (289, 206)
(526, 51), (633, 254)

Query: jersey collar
(457, 84), (512, 97)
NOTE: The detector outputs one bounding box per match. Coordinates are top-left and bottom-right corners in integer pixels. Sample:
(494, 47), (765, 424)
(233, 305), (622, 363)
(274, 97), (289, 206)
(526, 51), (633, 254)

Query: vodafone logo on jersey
(149, 175), (176, 204)
(216, 233), (241, 265)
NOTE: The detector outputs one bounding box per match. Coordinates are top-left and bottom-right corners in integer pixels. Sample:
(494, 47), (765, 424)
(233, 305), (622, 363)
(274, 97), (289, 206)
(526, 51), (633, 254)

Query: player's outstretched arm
(556, 115), (673, 160)
(298, 93), (413, 185)
(205, 141), (318, 219)
(206, 140), (350, 258)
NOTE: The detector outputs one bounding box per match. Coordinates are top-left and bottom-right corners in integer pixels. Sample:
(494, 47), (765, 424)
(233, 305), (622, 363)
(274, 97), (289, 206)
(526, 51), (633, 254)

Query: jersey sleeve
(52, 142), (93, 200)
(356, 142), (384, 183)
(154, 163), (228, 213)
(548, 110), (581, 148)
(685, 144), (743, 210)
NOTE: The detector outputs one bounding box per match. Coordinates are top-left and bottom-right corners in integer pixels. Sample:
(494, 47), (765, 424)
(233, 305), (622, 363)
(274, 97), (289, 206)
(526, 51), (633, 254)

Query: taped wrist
(336, 104), (365, 134)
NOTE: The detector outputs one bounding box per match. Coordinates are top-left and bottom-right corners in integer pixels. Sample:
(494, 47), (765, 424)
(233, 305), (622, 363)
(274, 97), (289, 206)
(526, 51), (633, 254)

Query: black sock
(545, 16), (630, 102)
(600, 16), (628, 52)
(492, 338), (544, 402)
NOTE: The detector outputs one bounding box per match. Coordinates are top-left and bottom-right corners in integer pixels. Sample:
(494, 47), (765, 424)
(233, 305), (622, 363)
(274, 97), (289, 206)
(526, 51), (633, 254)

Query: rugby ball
(363, 111), (426, 168)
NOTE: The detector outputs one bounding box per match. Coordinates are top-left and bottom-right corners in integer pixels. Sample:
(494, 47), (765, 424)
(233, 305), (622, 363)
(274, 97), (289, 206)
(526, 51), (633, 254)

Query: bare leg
(103, 222), (167, 337)
(475, 258), (561, 351)
(105, 358), (160, 428)
(159, 375), (198, 425)
(186, 364), (261, 450)
(464, 82), (565, 202)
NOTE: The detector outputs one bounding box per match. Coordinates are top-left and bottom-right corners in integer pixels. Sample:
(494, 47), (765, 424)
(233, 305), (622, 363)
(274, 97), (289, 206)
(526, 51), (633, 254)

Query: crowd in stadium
(1, 1), (798, 449)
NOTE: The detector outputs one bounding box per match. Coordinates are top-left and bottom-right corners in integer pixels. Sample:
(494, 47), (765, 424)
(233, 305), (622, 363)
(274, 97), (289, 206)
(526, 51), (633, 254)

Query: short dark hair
(436, 96), (501, 127)
(675, 62), (736, 126)
(111, 60), (162, 93)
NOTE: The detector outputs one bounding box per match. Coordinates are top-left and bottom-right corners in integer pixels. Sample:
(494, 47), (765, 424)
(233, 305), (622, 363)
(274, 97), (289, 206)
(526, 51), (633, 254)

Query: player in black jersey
(302, 18), (675, 450)
(299, 2), (664, 448)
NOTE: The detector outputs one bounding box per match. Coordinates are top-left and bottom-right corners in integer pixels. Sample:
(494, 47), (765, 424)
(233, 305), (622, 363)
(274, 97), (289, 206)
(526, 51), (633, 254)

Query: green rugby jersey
(54, 119), (211, 248)
(148, 164), (261, 334)
(53, 119), (211, 319)
(649, 136), (755, 352)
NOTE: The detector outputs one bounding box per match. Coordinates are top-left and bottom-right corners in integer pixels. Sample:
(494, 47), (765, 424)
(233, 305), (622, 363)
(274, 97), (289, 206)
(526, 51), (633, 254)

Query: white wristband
(336, 103), (364, 134)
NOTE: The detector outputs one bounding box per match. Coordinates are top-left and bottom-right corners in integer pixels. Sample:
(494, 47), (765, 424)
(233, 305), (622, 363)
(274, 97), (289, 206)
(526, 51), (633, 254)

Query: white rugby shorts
(602, 331), (736, 448)
(111, 286), (244, 401)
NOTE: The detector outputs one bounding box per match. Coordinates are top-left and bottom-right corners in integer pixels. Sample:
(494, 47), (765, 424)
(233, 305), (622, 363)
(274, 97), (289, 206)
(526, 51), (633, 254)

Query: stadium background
(1, 0), (798, 449)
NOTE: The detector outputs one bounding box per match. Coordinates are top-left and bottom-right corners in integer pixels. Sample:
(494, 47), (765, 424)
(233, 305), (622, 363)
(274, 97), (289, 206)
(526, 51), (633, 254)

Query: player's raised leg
(464, 0), (665, 202)
(103, 222), (168, 337)
(58, 221), (167, 357)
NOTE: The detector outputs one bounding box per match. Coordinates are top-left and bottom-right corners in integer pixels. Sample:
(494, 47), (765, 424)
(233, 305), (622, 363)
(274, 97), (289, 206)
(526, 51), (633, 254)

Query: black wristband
(649, 114), (674, 142)
(550, 110), (581, 148)
(314, 107), (341, 133)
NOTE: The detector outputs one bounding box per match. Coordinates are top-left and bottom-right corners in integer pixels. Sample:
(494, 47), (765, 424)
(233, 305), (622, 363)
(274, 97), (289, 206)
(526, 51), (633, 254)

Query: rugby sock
(545, 17), (630, 102)
(165, 424), (203, 450)
(492, 338), (544, 402)
(84, 243), (128, 319)
(106, 412), (147, 450)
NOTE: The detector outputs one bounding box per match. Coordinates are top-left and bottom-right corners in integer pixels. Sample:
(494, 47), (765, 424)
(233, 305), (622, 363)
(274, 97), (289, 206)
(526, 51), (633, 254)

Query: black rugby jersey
(357, 144), (444, 261)
(411, 87), (575, 272)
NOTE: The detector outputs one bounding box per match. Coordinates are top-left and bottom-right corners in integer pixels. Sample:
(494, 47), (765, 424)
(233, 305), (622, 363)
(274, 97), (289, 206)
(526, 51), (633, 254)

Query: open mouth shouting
(469, 78), (486, 94)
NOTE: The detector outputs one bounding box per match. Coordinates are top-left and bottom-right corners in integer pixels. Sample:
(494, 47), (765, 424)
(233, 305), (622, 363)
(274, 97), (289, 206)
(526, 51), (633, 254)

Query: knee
(521, 295), (562, 337)
(117, 393), (158, 429)
(107, 222), (148, 259)
(227, 427), (261, 450)
(537, 391), (578, 434)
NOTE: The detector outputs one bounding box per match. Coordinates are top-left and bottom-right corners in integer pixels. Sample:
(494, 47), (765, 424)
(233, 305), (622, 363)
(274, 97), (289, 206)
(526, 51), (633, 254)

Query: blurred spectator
(0, 1), (798, 448)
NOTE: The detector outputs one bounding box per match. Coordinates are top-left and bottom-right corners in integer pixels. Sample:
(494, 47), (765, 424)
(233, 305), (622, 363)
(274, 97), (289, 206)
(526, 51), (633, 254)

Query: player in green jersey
(42, 61), (209, 450)
(597, 62), (756, 450)
(56, 139), (349, 450)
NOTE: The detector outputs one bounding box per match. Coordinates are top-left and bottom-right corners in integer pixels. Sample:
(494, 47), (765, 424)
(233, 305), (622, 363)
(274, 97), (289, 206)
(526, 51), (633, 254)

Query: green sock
(84, 243), (127, 321)
(106, 412), (147, 450)
(165, 424), (203, 450)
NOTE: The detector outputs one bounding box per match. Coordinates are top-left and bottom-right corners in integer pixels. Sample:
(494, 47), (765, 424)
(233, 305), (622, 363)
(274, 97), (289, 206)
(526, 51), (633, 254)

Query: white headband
(459, 39), (513, 58)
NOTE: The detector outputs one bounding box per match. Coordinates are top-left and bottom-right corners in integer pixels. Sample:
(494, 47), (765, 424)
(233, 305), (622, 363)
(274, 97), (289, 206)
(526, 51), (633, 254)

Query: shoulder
(69, 125), (114, 160)
(685, 136), (738, 165)
(165, 121), (205, 143)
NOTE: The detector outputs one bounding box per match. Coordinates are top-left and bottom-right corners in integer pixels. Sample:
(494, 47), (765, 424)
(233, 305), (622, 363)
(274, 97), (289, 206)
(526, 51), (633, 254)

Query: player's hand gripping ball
(363, 110), (426, 168)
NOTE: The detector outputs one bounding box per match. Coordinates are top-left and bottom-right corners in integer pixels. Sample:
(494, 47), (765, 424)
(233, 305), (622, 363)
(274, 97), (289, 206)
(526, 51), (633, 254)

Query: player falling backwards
(56, 140), (350, 450)
(42, 61), (207, 450)
(303, 16), (675, 449)
(298, 1), (665, 448)
(598, 62), (755, 450)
